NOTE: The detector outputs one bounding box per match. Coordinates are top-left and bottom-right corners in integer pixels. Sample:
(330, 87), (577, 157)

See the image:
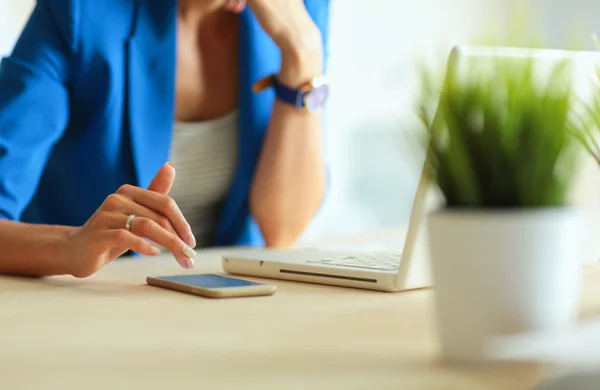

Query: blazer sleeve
(0, 0), (76, 220)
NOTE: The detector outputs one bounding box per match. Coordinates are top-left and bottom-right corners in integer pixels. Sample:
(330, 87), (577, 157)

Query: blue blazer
(0, 0), (330, 246)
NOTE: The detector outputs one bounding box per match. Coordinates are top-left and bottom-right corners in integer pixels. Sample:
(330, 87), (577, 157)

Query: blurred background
(2, 0), (600, 244)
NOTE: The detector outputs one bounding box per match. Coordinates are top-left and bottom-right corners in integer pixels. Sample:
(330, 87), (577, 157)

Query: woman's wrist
(278, 28), (324, 87)
(46, 226), (77, 276)
(279, 50), (323, 87)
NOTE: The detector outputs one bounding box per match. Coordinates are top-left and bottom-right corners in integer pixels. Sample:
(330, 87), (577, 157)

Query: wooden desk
(1, 245), (600, 390)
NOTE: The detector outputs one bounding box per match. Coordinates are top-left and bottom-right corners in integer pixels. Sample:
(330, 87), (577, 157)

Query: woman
(0, 0), (331, 277)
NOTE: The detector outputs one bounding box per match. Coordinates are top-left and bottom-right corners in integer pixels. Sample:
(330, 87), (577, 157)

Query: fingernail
(185, 258), (195, 269)
(181, 244), (197, 259)
(166, 162), (175, 169)
(187, 233), (196, 248)
(150, 246), (161, 256)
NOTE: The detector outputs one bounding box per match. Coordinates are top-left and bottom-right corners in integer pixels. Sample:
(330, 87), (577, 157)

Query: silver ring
(125, 214), (136, 231)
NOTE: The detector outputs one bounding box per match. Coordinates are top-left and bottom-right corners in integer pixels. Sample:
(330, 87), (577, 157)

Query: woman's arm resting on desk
(246, 0), (329, 248)
(0, 165), (198, 278)
(0, 221), (74, 277)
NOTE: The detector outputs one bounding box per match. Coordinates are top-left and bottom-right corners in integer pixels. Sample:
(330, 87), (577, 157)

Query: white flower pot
(427, 207), (585, 363)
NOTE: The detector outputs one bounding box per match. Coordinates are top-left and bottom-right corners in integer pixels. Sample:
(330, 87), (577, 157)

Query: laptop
(222, 45), (600, 292)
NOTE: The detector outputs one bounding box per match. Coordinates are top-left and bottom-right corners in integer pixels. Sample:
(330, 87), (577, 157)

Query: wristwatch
(253, 74), (329, 112)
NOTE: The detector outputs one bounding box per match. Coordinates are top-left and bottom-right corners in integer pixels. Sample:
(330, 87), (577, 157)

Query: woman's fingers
(102, 229), (162, 258)
(147, 163), (176, 195)
(95, 211), (195, 269)
(102, 194), (178, 236)
(224, 0), (236, 11)
(225, 0), (247, 13)
(234, 0), (247, 12)
(115, 185), (196, 248)
(127, 216), (196, 269)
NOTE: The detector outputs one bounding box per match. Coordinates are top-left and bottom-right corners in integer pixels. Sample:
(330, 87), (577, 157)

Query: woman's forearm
(0, 220), (72, 277)
(249, 47), (327, 248)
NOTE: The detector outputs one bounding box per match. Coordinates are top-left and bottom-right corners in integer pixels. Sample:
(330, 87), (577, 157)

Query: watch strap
(272, 77), (307, 109)
(253, 75), (306, 108)
(253, 74), (329, 111)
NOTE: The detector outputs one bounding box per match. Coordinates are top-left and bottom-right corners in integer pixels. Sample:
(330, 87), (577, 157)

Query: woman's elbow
(249, 199), (309, 249)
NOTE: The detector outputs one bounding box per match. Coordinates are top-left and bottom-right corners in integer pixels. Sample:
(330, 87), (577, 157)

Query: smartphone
(146, 274), (277, 299)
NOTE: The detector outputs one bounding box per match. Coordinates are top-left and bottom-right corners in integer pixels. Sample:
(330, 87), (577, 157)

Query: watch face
(304, 84), (330, 111)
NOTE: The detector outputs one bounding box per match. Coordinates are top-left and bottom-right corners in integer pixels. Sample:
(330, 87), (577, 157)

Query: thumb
(148, 163), (176, 195)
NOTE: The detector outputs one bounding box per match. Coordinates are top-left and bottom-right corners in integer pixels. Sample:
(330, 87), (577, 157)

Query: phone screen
(156, 274), (262, 289)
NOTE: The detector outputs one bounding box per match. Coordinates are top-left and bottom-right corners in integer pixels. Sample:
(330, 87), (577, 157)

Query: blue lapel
(126, 0), (177, 189)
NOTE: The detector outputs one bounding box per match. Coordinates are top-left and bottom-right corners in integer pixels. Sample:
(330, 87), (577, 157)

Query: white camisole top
(168, 110), (239, 247)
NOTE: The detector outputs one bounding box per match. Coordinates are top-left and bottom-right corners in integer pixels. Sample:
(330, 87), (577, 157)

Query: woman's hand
(63, 163), (196, 278)
(225, 0), (323, 85)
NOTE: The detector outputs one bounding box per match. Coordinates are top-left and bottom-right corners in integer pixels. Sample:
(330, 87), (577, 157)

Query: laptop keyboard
(306, 254), (401, 271)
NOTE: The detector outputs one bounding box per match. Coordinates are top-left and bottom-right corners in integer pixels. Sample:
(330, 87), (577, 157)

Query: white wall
(303, 0), (508, 241)
(522, 0), (600, 50)
(0, 1), (33, 56)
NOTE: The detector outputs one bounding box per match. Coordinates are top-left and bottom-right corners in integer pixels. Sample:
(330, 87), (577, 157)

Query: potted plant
(416, 49), (586, 363)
